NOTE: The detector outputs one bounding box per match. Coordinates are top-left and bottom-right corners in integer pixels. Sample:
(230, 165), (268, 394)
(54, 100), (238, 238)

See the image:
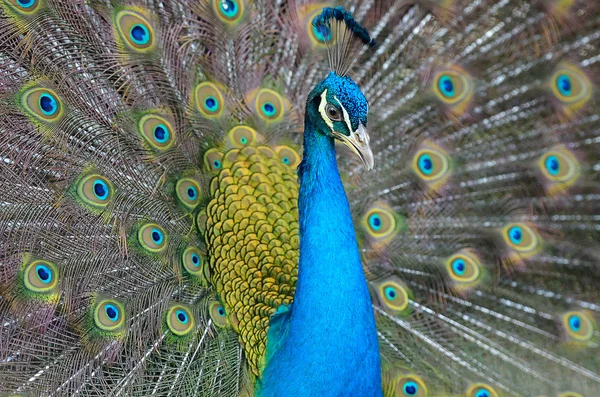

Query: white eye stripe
(334, 95), (354, 134)
(319, 89), (334, 132)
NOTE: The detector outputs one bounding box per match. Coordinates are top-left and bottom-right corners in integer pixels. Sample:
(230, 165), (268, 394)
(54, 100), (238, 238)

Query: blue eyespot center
(452, 258), (466, 276)
(213, 159), (222, 169)
(262, 102), (276, 117)
(220, 0), (238, 17)
(39, 93), (57, 116)
(93, 180), (109, 200)
(369, 214), (382, 231)
(475, 389), (490, 397)
(35, 264), (52, 284)
(545, 155), (560, 176)
(403, 381), (418, 396)
(556, 74), (572, 97)
(240, 136), (247, 145)
(130, 24), (150, 45)
(153, 124), (169, 143)
(191, 253), (200, 266)
(282, 157), (290, 165)
(438, 75), (455, 98)
(418, 154), (434, 175)
(105, 304), (119, 321)
(187, 187), (197, 200)
(17, 0), (35, 8)
(176, 310), (189, 324)
(218, 307), (226, 316)
(151, 228), (164, 244)
(508, 226), (523, 245)
(204, 96), (218, 112)
(384, 286), (397, 300)
(569, 314), (582, 332)
(312, 18), (332, 42)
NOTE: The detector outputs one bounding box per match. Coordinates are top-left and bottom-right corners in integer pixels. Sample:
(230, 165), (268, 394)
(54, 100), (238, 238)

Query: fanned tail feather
(0, 0), (598, 396)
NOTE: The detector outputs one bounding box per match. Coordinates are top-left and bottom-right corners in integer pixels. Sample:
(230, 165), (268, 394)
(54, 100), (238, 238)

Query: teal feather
(0, 0), (599, 396)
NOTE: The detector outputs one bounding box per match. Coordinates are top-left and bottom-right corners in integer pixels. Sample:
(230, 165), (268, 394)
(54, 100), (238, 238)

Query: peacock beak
(336, 123), (374, 170)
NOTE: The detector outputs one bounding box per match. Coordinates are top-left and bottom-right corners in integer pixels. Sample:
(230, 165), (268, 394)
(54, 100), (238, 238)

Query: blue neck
(257, 117), (382, 396)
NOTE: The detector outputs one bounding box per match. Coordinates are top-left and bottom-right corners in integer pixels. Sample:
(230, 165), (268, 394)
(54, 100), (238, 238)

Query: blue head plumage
(306, 72), (374, 169)
(303, 7), (376, 169)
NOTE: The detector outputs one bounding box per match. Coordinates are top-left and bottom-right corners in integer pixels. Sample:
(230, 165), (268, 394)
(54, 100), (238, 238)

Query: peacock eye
(175, 177), (201, 209)
(20, 87), (64, 123)
(115, 10), (155, 52)
(166, 304), (195, 336)
(396, 375), (428, 397)
(325, 103), (342, 121)
(311, 17), (331, 43)
(6, 0), (40, 14)
(93, 299), (125, 331)
(23, 260), (59, 293)
(561, 310), (595, 342)
(467, 384), (499, 397)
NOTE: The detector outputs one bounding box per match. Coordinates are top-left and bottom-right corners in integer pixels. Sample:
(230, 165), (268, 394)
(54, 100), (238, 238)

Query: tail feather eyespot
(432, 65), (474, 116)
(20, 86), (65, 123)
(138, 114), (176, 150)
(165, 304), (195, 336)
(76, 174), (114, 209)
(138, 223), (168, 253)
(212, 0), (245, 25)
(115, 9), (156, 52)
(176, 178), (202, 209)
(93, 298), (126, 332)
(411, 140), (451, 192)
(373, 277), (412, 316)
(548, 63), (592, 117)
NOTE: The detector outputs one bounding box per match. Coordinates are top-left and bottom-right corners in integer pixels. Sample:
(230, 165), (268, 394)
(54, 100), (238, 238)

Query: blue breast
(256, 123), (382, 396)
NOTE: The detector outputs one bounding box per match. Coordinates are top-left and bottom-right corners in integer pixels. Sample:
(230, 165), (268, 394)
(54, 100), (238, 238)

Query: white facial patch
(333, 95), (354, 134)
(318, 89), (334, 132)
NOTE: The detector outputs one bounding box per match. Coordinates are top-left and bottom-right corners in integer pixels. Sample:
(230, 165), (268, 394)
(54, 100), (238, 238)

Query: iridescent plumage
(0, 0), (599, 396)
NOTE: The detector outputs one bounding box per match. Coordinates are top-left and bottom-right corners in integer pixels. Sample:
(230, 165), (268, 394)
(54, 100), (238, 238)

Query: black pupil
(205, 98), (216, 108)
(152, 231), (161, 242)
(317, 24), (330, 37)
(561, 77), (571, 92)
(373, 216), (381, 227)
(187, 188), (196, 199)
(131, 25), (146, 42)
(423, 158), (432, 170)
(512, 230), (521, 241)
(405, 385), (416, 395)
(213, 160), (220, 167)
(218, 308), (224, 315)
(154, 126), (166, 140)
(37, 267), (50, 281)
(40, 96), (54, 112)
(328, 107), (337, 117)
(177, 312), (186, 322)
(107, 306), (117, 319)
(388, 290), (396, 298)
(443, 78), (454, 93)
(192, 255), (199, 264)
(94, 182), (106, 198)
(222, 0), (234, 11)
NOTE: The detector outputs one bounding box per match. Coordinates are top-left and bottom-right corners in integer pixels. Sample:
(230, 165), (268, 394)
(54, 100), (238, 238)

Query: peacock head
(307, 71), (374, 170)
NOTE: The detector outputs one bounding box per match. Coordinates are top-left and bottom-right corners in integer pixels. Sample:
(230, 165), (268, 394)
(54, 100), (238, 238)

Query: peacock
(0, 0), (599, 395)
